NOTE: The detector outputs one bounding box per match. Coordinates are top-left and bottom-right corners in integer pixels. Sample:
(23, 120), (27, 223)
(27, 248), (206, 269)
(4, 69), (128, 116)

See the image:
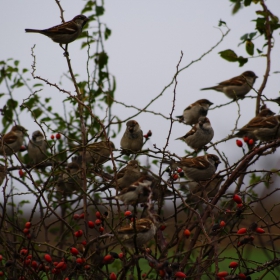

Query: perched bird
(176, 117), (214, 151)
(72, 141), (115, 166)
(0, 125), (27, 156)
(114, 160), (142, 190)
(201, 71), (258, 99)
(164, 154), (221, 181)
(0, 164), (7, 186)
(107, 176), (152, 205)
(25, 15), (88, 45)
(176, 99), (213, 125)
(28, 130), (48, 165)
(236, 115), (280, 141)
(57, 162), (82, 196)
(234, 108), (275, 140)
(116, 217), (157, 248)
(120, 120), (143, 154)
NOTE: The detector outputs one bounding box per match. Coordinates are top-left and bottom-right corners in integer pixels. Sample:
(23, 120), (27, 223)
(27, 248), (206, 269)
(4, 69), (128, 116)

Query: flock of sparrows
(0, 15), (272, 248)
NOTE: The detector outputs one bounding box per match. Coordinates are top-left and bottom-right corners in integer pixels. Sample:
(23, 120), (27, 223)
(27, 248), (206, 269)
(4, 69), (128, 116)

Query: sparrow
(28, 130), (48, 165)
(120, 120), (143, 154)
(57, 162), (82, 196)
(0, 125), (27, 156)
(25, 15), (88, 45)
(72, 141), (115, 166)
(176, 99), (213, 125)
(234, 108), (275, 140)
(235, 115), (280, 141)
(176, 117), (214, 151)
(114, 160), (143, 190)
(164, 154), (221, 181)
(107, 176), (152, 205)
(116, 217), (157, 248)
(0, 164), (7, 186)
(201, 71), (258, 99)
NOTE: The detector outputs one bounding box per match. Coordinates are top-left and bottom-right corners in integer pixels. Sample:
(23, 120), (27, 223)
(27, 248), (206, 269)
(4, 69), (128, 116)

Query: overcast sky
(1, 1), (280, 196)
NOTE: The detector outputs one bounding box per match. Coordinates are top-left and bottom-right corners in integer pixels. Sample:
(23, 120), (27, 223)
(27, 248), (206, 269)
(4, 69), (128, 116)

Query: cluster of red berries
(171, 167), (184, 181)
(50, 133), (61, 140)
(236, 136), (254, 148)
(143, 130), (152, 139)
(22, 221), (31, 239)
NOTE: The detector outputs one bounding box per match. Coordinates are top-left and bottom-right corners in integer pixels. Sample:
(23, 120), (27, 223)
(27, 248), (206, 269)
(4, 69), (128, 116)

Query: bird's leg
(60, 44), (69, 56)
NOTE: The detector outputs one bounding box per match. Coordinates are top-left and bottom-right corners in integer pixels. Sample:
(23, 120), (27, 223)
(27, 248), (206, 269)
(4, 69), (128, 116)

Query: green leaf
(33, 83), (43, 88)
(32, 108), (43, 119)
(245, 40), (254, 55)
(256, 48), (263, 54)
(219, 49), (238, 62)
(237, 56), (248, 67)
(249, 32), (257, 39)
(7, 98), (18, 109)
(96, 5), (105, 16)
(218, 20), (227, 27)
(104, 27), (111, 40)
(232, 1), (241, 14)
(244, 0), (252, 6)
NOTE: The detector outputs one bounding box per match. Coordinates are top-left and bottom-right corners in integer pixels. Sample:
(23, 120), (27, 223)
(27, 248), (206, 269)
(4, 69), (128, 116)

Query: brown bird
(72, 140), (115, 166)
(25, 15), (88, 45)
(176, 117), (214, 151)
(114, 160), (143, 190)
(234, 108), (276, 140)
(0, 125), (27, 156)
(28, 130), (48, 165)
(164, 154), (221, 182)
(57, 162), (82, 196)
(120, 120), (143, 154)
(107, 176), (152, 205)
(176, 99), (213, 125)
(201, 71), (258, 99)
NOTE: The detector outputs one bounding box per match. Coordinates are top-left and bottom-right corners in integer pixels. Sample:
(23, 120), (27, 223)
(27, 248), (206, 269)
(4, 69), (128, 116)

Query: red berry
(81, 240), (87, 246)
(70, 247), (79, 256)
(24, 259), (31, 265)
(55, 133), (61, 140)
(143, 134), (148, 139)
(0, 255), (2, 261)
(159, 270), (165, 277)
(103, 255), (114, 264)
(95, 219), (102, 226)
(177, 168), (183, 173)
(55, 262), (65, 269)
(74, 230), (83, 238)
(73, 214), (80, 220)
(142, 273), (147, 278)
(110, 272), (117, 280)
(160, 225), (166, 231)
(237, 228), (247, 234)
(25, 222), (31, 229)
(0, 271), (3, 276)
(44, 254), (52, 263)
(27, 254), (32, 259)
(19, 169), (25, 177)
(243, 136), (249, 143)
(229, 261), (238, 268)
(79, 213), (85, 219)
(20, 249), (28, 255)
(88, 221), (95, 228)
(220, 221), (226, 228)
(172, 173), (179, 181)
(99, 226), (104, 233)
(95, 211), (101, 219)
(238, 273), (247, 279)
(174, 271), (187, 278)
(255, 227), (265, 234)
(31, 261), (38, 269)
(217, 271), (228, 277)
(124, 211), (132, 217)
(118, 252), (124, 259)
(248, 139), (254, 145)
(76, 258), (84, 264)
(233, 194), (242, 204)
(237, 203), (243, 208)
(236, 139), (243, 147)
(50, 135), (54, 140)
(84, 264), (90, 270)
(184, 229), (191, 237)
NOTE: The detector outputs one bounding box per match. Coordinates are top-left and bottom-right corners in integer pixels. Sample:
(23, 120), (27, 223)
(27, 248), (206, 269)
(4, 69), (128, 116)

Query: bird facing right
(28, 130), (48, 165)
(25, 15), (89, 45)
(201, 71), (258, 99)
(0, 125), (27, 156)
